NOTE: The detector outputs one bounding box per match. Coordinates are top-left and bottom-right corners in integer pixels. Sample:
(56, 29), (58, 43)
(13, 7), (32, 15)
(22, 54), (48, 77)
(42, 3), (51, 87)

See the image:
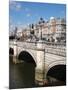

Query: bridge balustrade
(45, 47), (66, 56)
(9, 41), (66, 56)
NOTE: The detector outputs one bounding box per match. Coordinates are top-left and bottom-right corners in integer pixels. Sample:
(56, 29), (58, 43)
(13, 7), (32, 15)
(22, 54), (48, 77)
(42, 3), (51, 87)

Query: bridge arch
(9, 47), (14, 55)
(46, 64), (66, 81)
(9, 47), (14, 63)
(46, 60), (66, 73)
(46, 60), (66, 83)
(18, 51), (36, 67)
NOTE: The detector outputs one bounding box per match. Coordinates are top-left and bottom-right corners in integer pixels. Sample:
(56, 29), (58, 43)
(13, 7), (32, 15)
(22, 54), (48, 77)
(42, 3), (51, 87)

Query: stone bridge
(9, 40), (66, 85)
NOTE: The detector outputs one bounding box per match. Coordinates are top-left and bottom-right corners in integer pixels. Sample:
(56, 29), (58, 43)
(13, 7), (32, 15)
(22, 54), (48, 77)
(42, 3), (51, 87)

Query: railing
(45, 47), (66, 57)
(9, 40), (66, 46)
(9, 40), (66, 51)
(9, 40), (66, 57)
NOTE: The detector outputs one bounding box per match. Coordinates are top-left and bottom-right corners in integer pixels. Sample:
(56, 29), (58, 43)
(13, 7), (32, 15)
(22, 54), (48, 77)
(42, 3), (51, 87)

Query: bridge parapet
(9, 40), (37, 49)
(9, 40), (66, 56)
(45, 47), (66, 57)
(9, 40), (66, 48)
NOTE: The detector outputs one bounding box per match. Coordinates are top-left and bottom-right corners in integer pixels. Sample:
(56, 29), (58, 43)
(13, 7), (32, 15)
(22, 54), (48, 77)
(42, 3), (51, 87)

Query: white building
(14, 17), (66, 43)
(33, 17), (66, 42)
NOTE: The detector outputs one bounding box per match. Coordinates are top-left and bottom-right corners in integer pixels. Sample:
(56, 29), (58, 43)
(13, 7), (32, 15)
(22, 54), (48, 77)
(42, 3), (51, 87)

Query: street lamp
(38, 17), (45, 41)
(29, 24), (34, 40)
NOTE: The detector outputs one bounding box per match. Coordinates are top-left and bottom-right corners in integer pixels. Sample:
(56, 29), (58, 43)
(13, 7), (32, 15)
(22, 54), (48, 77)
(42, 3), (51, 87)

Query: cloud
(9, 1), (22, 11)
(61, 11), (64, 14)
(25, 8), (30, 12)
(26, 13), (31, 17)
(15, 4), (21, 11)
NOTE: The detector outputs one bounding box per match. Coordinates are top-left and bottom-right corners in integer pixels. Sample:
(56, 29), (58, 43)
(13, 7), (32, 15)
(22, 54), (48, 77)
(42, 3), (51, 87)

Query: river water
(9, 56), (36, 89)
(9, 56), (66, 89)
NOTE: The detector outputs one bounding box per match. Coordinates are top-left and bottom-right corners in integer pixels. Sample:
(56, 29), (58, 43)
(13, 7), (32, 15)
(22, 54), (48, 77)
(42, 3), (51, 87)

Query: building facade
(12, 17), (66, 43)
(33, 17), (66, 43)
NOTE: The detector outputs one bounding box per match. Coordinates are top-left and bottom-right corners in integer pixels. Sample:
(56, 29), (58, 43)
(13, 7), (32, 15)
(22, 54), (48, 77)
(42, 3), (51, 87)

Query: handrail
(9, 40), (66, 46)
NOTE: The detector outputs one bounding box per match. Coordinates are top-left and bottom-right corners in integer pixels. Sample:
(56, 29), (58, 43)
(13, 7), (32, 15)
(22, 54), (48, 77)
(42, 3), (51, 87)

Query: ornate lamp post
(38, 17), (45, 41)
(29, 24), (34, 40)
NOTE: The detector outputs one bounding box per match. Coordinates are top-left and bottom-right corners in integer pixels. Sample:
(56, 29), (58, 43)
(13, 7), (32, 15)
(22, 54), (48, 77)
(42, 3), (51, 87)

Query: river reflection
(9, 56), (36, 89)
